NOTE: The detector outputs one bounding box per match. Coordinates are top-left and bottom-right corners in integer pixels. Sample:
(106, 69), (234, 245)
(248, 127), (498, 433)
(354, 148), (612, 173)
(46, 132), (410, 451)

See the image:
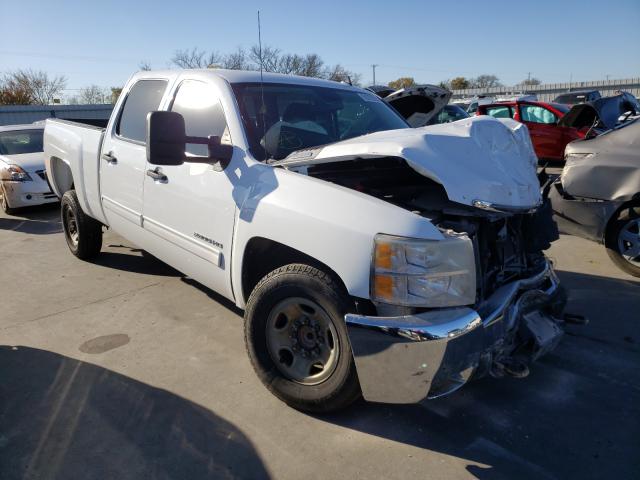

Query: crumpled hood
(0, 152), (45, 173)
(558, 92), (640, 131)
(278, 116), (541, 209)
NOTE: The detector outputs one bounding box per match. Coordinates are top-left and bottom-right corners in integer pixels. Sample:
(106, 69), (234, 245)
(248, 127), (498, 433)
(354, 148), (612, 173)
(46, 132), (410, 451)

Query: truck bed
(43, 118), (108, 225)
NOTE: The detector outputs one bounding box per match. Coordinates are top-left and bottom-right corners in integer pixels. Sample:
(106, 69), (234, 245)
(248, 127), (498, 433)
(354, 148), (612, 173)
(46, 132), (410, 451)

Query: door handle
(102, 152), (117, 164)
(146, 167), (168, 183)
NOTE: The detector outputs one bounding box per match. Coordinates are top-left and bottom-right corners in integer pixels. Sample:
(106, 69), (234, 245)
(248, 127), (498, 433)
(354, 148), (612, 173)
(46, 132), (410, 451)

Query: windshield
(428, 105), (470, 125)
(0, 129), (44, 155)
(231, 83), (409, 161)
(554, 93), (591, 105)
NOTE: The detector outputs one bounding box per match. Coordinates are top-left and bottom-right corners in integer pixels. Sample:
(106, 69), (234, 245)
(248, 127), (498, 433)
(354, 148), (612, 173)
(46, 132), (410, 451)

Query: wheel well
(241, 237), (349, 304)
(49, 157), (74, 196)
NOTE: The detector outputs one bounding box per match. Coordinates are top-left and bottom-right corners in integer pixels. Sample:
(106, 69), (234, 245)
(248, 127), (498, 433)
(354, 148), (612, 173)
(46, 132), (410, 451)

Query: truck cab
(43, 69), (566, 413)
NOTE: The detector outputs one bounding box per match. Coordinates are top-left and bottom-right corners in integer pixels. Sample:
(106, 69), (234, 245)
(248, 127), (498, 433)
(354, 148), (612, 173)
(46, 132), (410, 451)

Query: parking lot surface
(1, 204), (638, 480)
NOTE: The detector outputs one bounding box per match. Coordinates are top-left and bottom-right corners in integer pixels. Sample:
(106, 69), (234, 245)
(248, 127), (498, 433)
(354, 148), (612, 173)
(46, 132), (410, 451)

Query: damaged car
(550, 117), (640, 277)
(44, 70), (568, 412)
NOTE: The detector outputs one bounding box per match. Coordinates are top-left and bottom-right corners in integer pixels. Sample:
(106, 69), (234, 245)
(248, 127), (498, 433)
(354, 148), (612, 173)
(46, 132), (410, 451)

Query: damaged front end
(280, 117), (568, 403)
(307, 156), (565, 402)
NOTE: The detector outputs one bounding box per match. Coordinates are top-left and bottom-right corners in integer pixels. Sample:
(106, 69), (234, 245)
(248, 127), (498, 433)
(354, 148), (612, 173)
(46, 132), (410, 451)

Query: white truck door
(100, 79), (168, 233)
(141, 79), (236, 301)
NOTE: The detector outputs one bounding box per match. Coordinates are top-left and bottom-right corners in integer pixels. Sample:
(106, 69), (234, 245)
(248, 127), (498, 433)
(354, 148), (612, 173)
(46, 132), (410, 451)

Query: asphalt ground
(1, 203), (638, 480)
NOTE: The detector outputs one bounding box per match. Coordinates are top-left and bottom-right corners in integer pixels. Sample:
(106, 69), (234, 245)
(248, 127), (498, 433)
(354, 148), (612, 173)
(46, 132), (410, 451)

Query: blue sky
(2, 0), (639, 94)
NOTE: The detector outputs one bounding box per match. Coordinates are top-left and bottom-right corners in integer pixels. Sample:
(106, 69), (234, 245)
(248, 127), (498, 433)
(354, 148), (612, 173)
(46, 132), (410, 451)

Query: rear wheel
(61, 190), (103, 260)
(0, 185), (15, 215)
(605, 204), (640, 277)
(244, 264), (361, 413)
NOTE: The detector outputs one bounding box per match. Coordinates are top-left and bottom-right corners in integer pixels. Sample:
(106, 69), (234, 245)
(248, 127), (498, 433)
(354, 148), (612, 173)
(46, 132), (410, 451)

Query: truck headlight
(0, 165), (32, 182)
(372, 233), (476, 308)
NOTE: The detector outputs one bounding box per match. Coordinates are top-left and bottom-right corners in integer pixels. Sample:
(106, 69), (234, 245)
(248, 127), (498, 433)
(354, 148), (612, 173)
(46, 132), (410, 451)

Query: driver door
(141, 79), (236, 300)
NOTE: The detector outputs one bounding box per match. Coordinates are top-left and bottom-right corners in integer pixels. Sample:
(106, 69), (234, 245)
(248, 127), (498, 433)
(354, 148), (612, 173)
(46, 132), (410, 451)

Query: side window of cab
(116, 79), (168, 143)
(170, 80), (231, 156)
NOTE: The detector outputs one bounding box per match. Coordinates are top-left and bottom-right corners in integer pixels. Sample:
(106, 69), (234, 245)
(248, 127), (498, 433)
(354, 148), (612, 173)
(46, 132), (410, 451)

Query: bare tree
(276, 53), (305, 75)
(326, 64), (361, 85)
(5, 70), (66, 105)
(139, 61), (152, 71)
(299, 54), (324, 77)
(520, 77), (541, 86)
(79, 85), (107, 104)
(222, 47), (252, 70)
(172, 48), (221, 69)
(249, 45), (280, 72)
(470, 74), (502, 89)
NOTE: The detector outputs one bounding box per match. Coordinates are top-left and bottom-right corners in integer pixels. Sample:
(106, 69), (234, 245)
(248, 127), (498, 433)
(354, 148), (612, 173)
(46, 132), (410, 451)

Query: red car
(477, 100), (585, 162)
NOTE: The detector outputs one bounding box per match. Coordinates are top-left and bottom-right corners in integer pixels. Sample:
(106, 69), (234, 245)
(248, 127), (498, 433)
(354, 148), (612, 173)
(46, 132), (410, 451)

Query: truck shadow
(91, 245), (183, 277)
(0, 345), (271, 480)
(316, 270), (640, 480)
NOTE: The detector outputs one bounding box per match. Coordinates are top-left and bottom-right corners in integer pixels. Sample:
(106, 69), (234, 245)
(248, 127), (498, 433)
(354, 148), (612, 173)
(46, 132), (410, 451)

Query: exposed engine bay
(300, 156), (559, 304)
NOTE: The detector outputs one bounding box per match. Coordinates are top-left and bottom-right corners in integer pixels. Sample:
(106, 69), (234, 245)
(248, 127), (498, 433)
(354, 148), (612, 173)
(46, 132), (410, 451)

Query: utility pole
(371, 64), (378, 85)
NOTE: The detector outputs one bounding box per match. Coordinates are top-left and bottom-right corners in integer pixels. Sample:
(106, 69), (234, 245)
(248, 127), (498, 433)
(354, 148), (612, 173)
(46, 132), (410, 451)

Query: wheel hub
(266, 297), (339, 385)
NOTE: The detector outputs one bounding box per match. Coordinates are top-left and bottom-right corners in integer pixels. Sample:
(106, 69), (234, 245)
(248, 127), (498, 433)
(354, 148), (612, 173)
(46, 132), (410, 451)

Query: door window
(116, 80), (168, 143)
(520, 105), (557, 124)
(170, 80), (230, 156)
(485, 106), (514, 118)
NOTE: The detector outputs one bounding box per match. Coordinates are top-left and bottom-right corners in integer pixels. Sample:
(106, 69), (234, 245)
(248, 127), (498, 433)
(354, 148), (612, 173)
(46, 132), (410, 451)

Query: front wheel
(61, 190), (103, 260)
(605, 204), (640, 277)
(244, 264), (361, 413)
(0, 185), (15, 215)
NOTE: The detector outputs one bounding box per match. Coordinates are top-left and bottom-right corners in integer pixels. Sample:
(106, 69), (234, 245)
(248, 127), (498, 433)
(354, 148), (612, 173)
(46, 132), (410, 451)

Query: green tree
(450, 77), (470, 90)
(388, 77), (416, 90)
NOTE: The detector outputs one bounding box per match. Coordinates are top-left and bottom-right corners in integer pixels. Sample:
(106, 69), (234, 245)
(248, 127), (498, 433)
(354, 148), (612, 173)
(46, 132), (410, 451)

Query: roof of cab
(131, 69), (360, 90)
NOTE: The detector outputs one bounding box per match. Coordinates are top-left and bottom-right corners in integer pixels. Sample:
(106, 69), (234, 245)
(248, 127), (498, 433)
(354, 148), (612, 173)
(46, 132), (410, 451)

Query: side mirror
(147, 111), (186, 166)
(146, 111), (234, 168)
(204, 136), (233, 167)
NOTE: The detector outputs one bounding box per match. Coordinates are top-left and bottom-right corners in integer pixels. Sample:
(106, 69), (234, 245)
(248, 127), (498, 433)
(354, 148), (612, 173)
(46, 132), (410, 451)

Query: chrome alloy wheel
(618, 217), (640, 267)
(265, 297), (340, 385)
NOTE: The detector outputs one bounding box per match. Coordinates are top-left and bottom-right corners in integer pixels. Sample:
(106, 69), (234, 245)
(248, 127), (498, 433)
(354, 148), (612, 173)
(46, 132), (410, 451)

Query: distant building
(0, 104), (113, 127)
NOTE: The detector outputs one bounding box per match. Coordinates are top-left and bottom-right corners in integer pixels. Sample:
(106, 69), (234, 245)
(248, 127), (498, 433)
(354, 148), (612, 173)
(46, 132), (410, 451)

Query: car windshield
(554, 93), (590, 105)
(0, 129), (44, 155)
(231, 82), (409, 161)
(428, 105), (470, 125)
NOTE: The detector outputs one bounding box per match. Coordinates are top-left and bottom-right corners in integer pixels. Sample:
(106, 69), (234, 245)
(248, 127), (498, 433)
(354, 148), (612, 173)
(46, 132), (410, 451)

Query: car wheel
(244, 264), (361, 413)
(605, 204), (640, 277)
(0, 185), (16, 215)
(61, 190), (103, 260)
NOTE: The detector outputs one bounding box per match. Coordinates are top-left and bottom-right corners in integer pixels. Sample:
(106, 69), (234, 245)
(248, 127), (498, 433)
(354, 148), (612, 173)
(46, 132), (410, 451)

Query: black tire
(0, 185), (16, 215)
(245, 264), (361, 413)
(605, 203), (640, 277)
(61, 190), (103, 260)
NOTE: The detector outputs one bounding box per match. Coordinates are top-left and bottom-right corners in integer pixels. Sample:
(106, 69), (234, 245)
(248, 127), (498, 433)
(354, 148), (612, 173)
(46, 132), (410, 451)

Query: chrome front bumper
(345, 260), (563, 404)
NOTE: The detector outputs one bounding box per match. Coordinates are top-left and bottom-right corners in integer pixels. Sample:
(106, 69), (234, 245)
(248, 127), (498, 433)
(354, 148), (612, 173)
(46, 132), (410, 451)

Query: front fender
(231, 166), (442, 308)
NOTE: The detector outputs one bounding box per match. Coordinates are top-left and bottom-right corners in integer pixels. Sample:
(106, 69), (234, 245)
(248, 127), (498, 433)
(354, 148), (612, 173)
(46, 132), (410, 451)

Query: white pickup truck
(44, 69), (566, 413)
